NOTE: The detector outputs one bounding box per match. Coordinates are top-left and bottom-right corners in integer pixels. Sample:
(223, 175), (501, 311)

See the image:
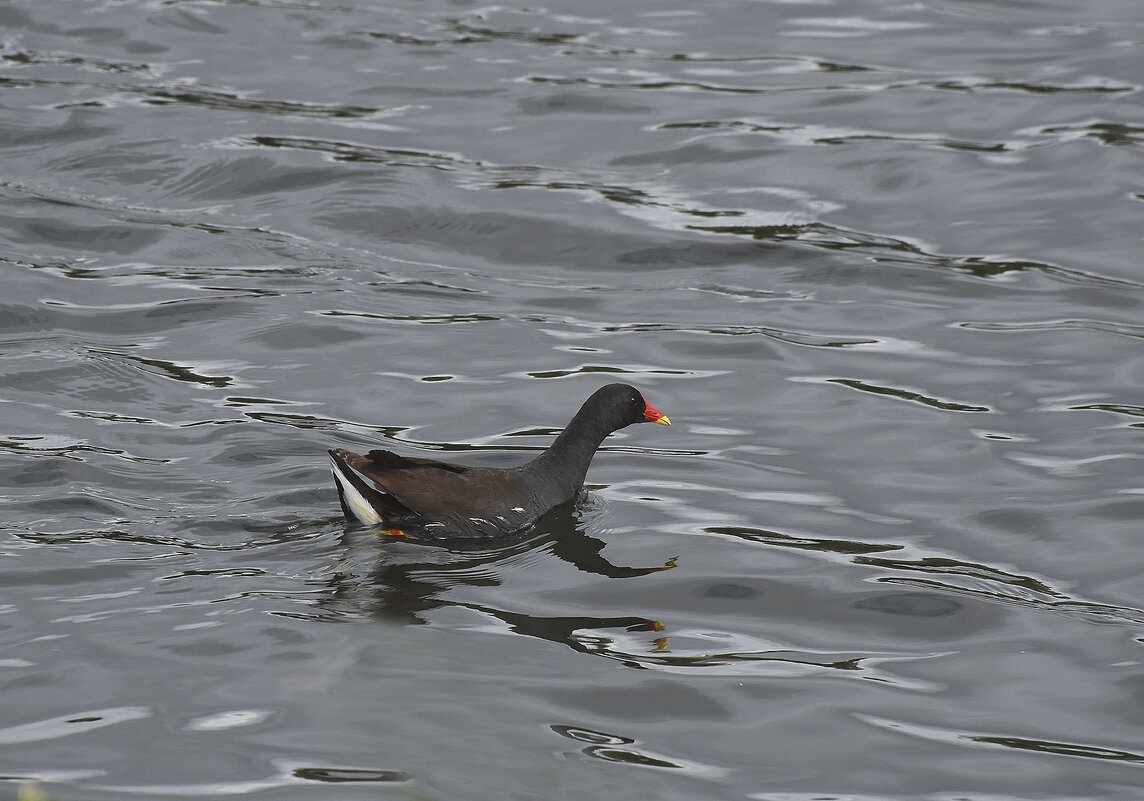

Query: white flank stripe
(330, 463), (383, 525)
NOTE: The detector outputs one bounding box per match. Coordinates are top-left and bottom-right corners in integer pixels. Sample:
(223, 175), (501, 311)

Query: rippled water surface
(3, 0), (1143, 798)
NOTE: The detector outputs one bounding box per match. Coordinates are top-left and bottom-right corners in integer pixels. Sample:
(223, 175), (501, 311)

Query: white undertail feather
(330, 461), (383, 525)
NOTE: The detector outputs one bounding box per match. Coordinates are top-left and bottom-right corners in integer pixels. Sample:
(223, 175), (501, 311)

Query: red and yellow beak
(643, 399), (671, 426)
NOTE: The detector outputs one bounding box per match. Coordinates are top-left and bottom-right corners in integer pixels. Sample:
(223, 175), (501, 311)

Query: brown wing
(343, 448), (532, 523)
(363, 449), (467, 474)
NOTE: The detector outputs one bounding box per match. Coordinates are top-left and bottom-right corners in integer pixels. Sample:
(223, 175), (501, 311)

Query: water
(2, 0), (1143, 798)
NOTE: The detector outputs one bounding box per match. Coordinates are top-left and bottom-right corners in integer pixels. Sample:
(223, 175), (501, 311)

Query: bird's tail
(328, 449), (386, 525)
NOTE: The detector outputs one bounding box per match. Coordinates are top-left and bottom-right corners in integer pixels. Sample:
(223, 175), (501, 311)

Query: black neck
(527, 411), (617, 492)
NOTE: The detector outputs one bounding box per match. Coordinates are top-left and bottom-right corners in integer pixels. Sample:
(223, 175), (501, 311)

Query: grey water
(2, 0), (1143, 799)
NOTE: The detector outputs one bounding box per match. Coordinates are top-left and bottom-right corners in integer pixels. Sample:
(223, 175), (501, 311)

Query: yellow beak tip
(654, 415), (671, 426)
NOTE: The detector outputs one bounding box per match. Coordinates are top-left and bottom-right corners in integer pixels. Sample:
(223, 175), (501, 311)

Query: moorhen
(329, 383), (669, 537)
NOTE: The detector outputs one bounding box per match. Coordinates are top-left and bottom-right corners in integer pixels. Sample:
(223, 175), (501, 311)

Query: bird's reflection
(317, 500), (672, 655)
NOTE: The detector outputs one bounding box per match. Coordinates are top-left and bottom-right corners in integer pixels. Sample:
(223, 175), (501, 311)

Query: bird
(328, 383), (670, 538)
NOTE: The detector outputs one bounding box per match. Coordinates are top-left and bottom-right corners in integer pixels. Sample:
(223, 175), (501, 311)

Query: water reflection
(551, 724), (728, 778)
(853, 591), (961, 618)
(319, 506), (674, 644)
(857, 713), (1144, 766)
(467, 604), (664, 661)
